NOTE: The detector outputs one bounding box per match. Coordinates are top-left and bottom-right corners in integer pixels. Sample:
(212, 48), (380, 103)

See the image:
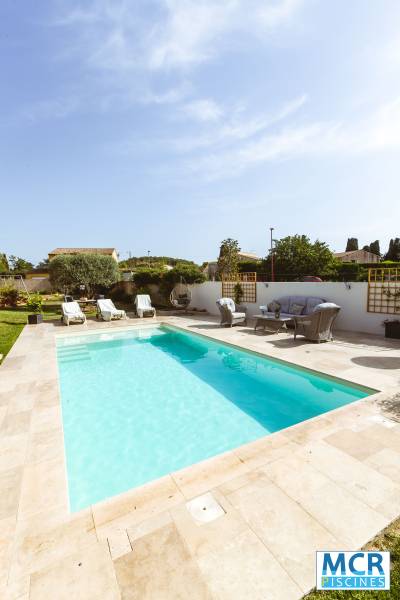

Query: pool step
(58, 344), (91, 363)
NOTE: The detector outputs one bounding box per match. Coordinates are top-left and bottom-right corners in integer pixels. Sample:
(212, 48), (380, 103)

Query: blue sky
(1, 0), (400, 264)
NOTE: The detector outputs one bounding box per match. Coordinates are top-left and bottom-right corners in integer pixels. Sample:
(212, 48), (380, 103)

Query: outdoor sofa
(260, 295), (327, 319)
(261, 295), (340, 342)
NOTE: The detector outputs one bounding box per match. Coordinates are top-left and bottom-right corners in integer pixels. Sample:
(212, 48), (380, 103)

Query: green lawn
(0, 302), (62, 361)
(305, 517), (400, 599)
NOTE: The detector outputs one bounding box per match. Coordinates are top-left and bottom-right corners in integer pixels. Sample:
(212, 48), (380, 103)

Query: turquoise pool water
(57, 325), (372, 511)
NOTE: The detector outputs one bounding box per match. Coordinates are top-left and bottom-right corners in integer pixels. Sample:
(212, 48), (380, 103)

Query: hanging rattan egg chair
(169, 280), (192, 311)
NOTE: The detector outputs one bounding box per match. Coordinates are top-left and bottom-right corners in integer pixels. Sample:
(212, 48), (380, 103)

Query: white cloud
(171, 93), (308, 151)
(182, 99), (223, 122)
(258, 0), (304, 29)
(57, 0), (304, 72)
(182, 96), (400, 180)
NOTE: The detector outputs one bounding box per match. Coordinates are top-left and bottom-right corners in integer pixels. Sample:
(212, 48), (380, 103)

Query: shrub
(163, 264), (206, 286)
(26, 293), (43, 313)
(49, 254), (120, 297)
(133, 267), (164, 287)
(233, 282), (244, 304)
(0, 284), (20, 307)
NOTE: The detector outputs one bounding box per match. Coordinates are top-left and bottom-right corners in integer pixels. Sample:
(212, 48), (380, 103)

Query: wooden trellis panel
(368, 268), (400, 314)
(221, 273), (257, 303)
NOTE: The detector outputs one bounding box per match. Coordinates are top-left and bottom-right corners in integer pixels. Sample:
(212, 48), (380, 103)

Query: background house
(48, 248), (118, 261)
(333, 249), (380, 264)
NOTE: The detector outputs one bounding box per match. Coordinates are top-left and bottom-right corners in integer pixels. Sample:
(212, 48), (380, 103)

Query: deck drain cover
(186, 492), (225, 523)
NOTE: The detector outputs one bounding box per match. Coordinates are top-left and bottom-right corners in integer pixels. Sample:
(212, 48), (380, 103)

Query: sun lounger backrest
(62, 301), (82, 316)
(97, 299), (116, 312)
(135, 294), (152, 309)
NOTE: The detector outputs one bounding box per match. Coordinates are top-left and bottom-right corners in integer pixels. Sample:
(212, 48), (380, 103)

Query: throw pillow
(267, 300), (281, 312)
(290, 303), (305, 315)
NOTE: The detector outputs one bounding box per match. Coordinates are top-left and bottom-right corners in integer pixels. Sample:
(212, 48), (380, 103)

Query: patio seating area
(0, 312), (399, 599)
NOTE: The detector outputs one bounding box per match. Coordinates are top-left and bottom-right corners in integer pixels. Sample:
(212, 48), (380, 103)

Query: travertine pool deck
(0, 314), (399, 599)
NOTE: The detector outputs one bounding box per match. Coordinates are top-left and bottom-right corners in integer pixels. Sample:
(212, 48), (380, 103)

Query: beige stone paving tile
(298, 440), (400, 520)
(127, 510), (172, 543)
(196, 528), (302, 600)
(170, 489), (248, 559)
(338, 367), (394, 390)
(15, 503), (91, 537)
(0, 517), (17, 589)
(263, 455), (388, 548)
(0, 435), (27, 473)
(217, 469), (268, 496)
(0, 391), (12, 406)
(10, 507), (96, 581)
(324, 428), (385, 460)
(283, 414), (339, 445)
(0, 412), (31, 438)
(2, 576), (29, 600)
(364, 447), (400, 484)
(0, 468), (23, 521)
(114, 522), (212, 600)
(361, 424), (400, 452)
(29, 540), (120, 600)
(32, 387), (59, 409)
(0, 405), (8, 428)
(93, 475), (184, 537)
(26, 427), (64, 464)
(232, 432), (299, 470)
(227, 477), (341, 594)
(1, 357), (26, 371)
(6, 394), (35, 415)
(29, 405), (62, 435)
(172, 450), (249, 500)
(107, 529), (132, 560)
(17, 457), (68, 520)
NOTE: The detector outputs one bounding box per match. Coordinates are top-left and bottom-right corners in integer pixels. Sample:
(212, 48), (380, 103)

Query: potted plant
(383, 319), (400, 339)
(27, 293), (43, 324)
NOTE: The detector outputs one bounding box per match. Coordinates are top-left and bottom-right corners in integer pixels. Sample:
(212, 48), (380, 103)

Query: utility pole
(270, 227), (275, 282)
(147, 250), (151, 267)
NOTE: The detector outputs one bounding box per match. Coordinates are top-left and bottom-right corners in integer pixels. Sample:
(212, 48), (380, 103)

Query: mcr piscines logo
(316, 551), (390, 590)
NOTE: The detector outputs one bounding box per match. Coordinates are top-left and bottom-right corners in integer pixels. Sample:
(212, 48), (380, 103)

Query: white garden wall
(189, 281), (392, 336)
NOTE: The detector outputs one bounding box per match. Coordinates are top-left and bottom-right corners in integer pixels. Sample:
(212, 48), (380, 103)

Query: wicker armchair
(216, 298), (247, 327)
(293, 303), (340, 342)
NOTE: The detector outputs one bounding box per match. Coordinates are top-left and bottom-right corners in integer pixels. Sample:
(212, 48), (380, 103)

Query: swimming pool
(57, 324), (373, 511)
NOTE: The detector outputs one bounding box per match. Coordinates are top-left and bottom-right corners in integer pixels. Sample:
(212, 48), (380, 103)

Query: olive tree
(49, 254), (120, 296)
(217, 238), (241, 279)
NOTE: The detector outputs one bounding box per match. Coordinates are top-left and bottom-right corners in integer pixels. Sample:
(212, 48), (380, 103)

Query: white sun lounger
(61, 301), (86, 326)
(97, 298), (127, 322)
(134, 294), (156, 318)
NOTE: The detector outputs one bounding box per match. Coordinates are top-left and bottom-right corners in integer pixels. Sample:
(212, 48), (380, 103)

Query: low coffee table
(253, 314), (296, 334)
